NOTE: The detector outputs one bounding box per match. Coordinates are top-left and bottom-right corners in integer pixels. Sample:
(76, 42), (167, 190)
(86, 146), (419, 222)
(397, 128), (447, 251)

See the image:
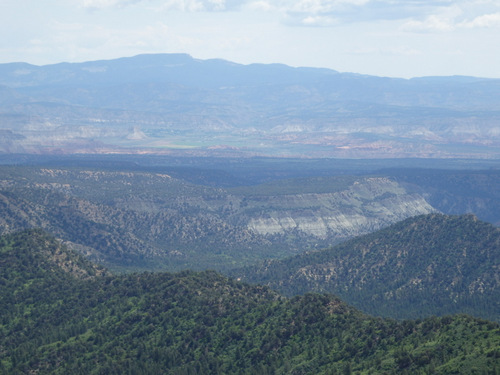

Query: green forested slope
(232, 214), (500, 322)
(0, 166), (276, 270)
(1, 230), (500, 374)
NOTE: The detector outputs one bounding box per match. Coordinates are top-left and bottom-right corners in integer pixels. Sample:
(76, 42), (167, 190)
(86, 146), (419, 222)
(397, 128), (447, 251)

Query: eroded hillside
(236, 177), (433, 240)
(0, 166), (435, 271)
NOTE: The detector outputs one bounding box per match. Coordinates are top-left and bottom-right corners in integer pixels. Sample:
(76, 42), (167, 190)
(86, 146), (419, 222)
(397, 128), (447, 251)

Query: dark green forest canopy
(1, 229), (500, 374)
(231, 213), (500, 322)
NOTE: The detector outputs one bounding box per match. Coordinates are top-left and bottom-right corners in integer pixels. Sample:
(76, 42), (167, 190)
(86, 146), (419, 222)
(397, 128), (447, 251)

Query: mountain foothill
(1, 228), (500, 374)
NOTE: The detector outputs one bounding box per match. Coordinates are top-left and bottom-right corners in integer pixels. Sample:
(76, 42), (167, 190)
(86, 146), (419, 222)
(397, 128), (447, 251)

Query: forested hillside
(232, 214), (500, 322)
(0, 165), (433, 271)
(1, 229), (500, 374)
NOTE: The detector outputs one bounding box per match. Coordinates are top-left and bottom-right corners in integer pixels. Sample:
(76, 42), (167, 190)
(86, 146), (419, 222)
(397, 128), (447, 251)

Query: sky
(1, 0), (500, 78)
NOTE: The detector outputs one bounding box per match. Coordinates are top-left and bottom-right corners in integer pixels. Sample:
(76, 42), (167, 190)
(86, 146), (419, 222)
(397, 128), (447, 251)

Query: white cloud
(276, 0), (469, 27)
(82, 0), (228, 11)
(286, 0), (369, 14)
(461, 12), (500, 28)
(402, 4), (500, 33)
(78, 0), (500, 29)
(82, 0), (139, 9)
(402, 14), (455, 32)
(300, 14), (338, 26)
(160, 0), (227, 11)
(243, 1), (274, 11)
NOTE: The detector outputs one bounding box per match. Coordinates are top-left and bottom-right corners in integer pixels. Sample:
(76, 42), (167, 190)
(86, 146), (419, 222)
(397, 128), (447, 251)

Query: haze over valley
(2, 54), (500, 158)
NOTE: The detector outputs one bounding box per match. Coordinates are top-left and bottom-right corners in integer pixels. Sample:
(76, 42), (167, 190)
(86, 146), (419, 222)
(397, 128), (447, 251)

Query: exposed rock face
(245, 177), (436, 240)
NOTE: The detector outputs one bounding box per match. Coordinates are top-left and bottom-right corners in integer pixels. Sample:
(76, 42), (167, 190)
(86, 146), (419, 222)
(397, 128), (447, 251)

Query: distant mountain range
(1, 54), (500, 158)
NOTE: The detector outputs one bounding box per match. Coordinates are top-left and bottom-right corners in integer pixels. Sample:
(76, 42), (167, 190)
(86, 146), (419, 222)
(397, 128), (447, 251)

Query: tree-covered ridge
(0, 229), (107, 282)
(1, 230), (500, 374)
(0, 165), (434, 271)
(232, 214), (500, 322)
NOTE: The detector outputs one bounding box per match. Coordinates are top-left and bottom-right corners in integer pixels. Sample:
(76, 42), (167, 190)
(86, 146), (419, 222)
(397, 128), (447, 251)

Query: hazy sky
(2, 0), (500, 78)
